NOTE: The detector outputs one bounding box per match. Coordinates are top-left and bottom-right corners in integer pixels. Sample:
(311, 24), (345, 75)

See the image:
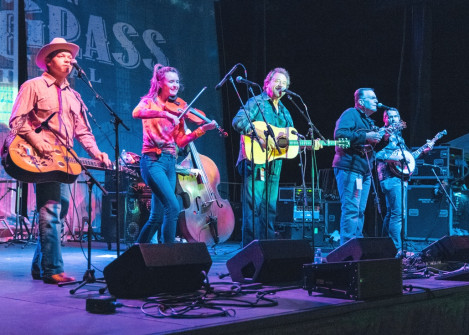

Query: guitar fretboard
(288, 140), (347, 147)
(64, 156), (107, 170)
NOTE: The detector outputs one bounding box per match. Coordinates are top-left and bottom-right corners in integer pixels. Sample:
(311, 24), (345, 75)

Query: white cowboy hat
(35, 37), (79, 71)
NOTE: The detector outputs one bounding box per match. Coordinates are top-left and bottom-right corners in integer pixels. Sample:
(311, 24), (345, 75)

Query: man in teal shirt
(232, 68), (294, 247)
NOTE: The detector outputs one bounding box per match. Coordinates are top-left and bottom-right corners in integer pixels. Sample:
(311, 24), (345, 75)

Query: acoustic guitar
(1, 135), (113, 183)
(242, 122), (350, 164)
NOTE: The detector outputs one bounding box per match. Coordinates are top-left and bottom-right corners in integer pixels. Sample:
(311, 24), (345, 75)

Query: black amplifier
(412, 146), (464, 179)
(104, 169), (141, 192)
(275, 221), (325, 245)
(405, 185), (451, 240)
(303, 258), (402, 300)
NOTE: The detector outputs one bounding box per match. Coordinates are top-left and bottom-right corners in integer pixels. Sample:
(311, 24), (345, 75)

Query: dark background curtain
(215, 0), (468, 186)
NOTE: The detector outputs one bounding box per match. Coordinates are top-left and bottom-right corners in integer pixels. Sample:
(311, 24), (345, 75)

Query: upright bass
(166, 97), (234, 246)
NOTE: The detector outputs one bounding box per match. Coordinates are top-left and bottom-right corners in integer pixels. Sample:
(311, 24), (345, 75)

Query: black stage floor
(1, 239), (469, 334)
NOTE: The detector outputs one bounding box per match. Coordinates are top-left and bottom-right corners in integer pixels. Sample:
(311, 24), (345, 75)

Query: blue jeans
(31, 182), (69, 277)
(239, 160), (281, 247)
(334, 168), (371, 245)
(380, 177), (406, 252)
(137, 153), (178, 244)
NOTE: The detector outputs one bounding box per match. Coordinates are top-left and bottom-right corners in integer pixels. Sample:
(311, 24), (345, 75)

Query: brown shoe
(43, 273), (75, 284)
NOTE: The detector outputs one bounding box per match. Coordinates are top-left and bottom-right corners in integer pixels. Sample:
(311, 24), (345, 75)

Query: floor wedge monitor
(326, 237), (397, 263)
(226, 239), (313, 284)
(103, 243), (212, 298)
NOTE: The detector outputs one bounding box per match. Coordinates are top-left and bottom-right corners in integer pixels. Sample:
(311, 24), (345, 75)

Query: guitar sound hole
(277, 137), (288, 148)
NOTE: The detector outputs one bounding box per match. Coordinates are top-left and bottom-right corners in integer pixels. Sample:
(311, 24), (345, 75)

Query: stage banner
(22, 0), (224, 167)
(0, 0), (227, 229)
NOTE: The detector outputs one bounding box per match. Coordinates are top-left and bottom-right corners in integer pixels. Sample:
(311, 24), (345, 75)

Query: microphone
(35, 112), (57, 133)
(377, 102), (393, 109)
(215, 64), (239, 90)
(236, 76), (259, 87)
(70, 59), (84, 75)
(281, 88), (300, 97)
(291, 130), (305, 139)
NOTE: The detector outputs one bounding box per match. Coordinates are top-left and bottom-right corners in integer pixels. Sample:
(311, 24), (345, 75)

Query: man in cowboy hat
(9, 37), (111, 284)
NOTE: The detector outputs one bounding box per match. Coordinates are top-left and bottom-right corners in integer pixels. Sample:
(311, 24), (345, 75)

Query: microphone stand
(418, 165), (456, 242)
(245, 86), (281, 240)
(285, 93), (325, 249)
(227, 77), (263, 245)
(74, 68), (129, 257)
(35, 116), (109, 293)
(286, 95), (327, 142)
(395, 136), (411, 258)
(430, 166), (457, 211)
(296, 134), (309, 240)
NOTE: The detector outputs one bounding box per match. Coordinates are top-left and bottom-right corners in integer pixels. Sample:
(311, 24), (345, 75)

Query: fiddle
(165, 96), (228, 137)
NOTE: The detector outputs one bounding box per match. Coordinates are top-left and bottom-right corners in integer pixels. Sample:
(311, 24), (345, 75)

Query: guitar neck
(411, 130), (446, 159)
(412, 144), (428, 159)
(289, 139), (340, 147)
(64, 156), (108, 171)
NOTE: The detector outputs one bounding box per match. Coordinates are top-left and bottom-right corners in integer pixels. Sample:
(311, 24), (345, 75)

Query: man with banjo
(376, 107), (439, 257)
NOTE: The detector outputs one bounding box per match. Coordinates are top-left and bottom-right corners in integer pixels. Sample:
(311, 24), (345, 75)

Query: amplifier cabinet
(101, 192), (151, 244)
(405, 185), (452, 241)
(276, 203), (322, 223)
(278, 187), (295, 202)
(324, 201), (341, 235)
(412, 146), (464, 179)
(278, 187), (322, 204)
(104, 170), (141, 192)
(275, 221), (325, 245)
(303, 258), (402, 300)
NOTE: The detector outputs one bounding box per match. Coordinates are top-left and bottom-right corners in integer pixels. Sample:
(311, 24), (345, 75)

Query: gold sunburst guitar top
(1, 135), (136, 183)
(242, 122), (350, 164)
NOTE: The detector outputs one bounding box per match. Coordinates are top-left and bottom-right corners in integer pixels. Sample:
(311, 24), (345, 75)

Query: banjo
(388, 130), (447, 178)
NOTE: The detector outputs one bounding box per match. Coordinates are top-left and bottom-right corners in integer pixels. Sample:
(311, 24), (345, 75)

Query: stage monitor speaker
(226, 239), (313, 284)
(103, 243), (212, 298)
(326, 237), (397, 263)
(421, 235), (469, 263)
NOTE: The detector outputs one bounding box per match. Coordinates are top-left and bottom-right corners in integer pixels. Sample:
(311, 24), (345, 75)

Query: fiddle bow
(167, 87), (228, 137)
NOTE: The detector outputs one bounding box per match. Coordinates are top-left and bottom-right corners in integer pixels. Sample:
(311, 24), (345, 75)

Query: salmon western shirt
(9, 72), (102, 159)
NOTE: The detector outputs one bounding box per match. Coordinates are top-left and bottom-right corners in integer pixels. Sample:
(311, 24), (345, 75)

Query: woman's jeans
(137, 153), (178, 244)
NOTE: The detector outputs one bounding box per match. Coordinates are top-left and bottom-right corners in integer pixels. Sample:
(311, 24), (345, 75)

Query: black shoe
(31, 273), (42, 280)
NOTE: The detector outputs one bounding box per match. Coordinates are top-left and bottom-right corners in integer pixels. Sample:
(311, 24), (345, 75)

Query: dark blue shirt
(332, 107), (376, 175)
